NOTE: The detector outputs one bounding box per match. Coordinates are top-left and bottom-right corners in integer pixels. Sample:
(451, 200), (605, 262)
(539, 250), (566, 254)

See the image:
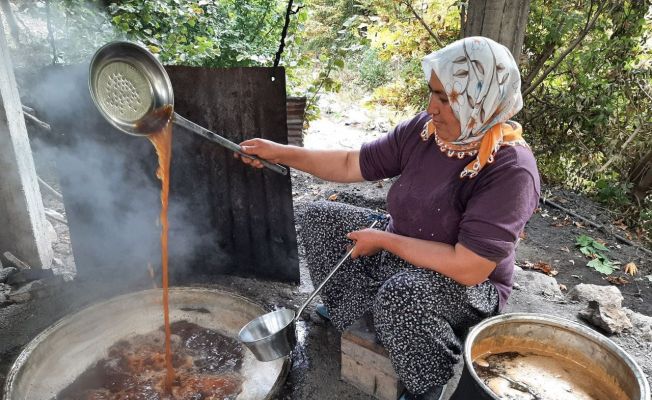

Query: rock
(579, 300), (632, 334)
(7, 280), (42, 303)
(45, 219), (58, 243)
(7, 276), (64, 304)
(623, 308), (652, 342)
(44, 208), (66, 222)
(0, 283), (11, 295)
(7, 268), (54, 286)
(0, 283), (10, 305)
(567, 284), (623, 308)
(513, 268), (563, 299)
(0, 267), (17, 283)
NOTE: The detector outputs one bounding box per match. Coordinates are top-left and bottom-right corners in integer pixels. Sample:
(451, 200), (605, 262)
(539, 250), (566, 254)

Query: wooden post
(0, 25), (52, 268)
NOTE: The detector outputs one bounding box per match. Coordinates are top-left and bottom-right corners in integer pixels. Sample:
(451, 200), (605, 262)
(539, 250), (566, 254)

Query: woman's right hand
(236, 138), (286, 169)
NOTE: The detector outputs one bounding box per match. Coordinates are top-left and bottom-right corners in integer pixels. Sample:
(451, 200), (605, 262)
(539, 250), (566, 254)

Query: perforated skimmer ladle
(88, 41), (288, 175)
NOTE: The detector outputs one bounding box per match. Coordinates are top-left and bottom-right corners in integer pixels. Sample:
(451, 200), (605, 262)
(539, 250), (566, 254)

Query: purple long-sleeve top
(359, 112), (540, 311)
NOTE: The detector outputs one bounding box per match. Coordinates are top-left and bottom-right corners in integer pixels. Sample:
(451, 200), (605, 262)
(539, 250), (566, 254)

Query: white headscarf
(422, 36), (522, 144)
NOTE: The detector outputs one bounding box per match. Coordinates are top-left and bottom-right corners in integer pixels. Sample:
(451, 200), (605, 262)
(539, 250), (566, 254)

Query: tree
(461, 0), (531, 58)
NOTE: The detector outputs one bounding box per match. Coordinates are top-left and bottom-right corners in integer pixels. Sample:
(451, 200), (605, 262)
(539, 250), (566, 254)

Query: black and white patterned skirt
(297, 201), (499, 395)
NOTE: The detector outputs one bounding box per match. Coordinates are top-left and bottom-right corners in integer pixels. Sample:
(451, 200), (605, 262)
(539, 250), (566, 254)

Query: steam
(25, 61), (214, 288)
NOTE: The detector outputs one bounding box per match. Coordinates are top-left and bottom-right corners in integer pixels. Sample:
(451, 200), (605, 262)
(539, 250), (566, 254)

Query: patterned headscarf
(421, 36), (528, 178)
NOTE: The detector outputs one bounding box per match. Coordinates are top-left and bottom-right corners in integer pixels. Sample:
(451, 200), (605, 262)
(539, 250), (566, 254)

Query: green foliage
(108, 0), (286, 67)
(576, 235), (614, 275)
(520, 0), (650, 236)
(357, 48), (391, 90)
(595, 177), (633, 208)
(355, 0), (460, 111)
(7, 0), (650, 246)
(285, 0), (363, 119)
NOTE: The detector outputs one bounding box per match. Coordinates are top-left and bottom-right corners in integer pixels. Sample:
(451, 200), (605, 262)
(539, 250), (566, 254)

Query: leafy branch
(522, 0), (615, 97)
(399, 0), (444, 48)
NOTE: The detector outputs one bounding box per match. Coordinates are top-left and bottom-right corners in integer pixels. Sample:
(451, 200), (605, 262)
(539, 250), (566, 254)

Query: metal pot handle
(173, 113), (288, 176)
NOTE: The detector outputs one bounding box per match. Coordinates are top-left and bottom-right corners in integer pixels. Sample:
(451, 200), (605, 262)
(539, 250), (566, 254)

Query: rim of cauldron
(463, 312), (651, 400)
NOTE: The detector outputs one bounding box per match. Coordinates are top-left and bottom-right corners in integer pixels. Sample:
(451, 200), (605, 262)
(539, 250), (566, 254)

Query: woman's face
(427, 72), (461, 142)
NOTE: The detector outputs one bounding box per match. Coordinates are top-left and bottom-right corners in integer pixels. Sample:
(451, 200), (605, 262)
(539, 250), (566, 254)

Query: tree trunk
(462, 0), (531, 60)
(0, 0), (21, 44)
(629, 150), (652, 203)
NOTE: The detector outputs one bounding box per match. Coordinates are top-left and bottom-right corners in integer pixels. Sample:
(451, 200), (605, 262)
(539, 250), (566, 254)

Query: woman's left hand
(347, 229), (386, 259)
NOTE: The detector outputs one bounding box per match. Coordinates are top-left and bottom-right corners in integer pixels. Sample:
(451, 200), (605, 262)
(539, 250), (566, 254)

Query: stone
(7, 280), (42, 303)
(45, 219), (58, 244)
(6, 268), (54, 286)
(513, 268), (563, 299)
(579, 300), (632, 334)
(0, 282), (11, 295)
(7, 276), (64, 304)
(623, 308), (652, 342)
(568, 284), (623, 307)
(0, 267), (17, 283)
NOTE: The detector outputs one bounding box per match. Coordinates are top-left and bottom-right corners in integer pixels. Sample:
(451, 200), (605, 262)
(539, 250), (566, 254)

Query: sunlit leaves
(108, 0), (287, 68)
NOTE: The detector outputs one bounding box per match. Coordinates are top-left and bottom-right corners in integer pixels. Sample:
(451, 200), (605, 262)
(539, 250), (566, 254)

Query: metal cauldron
(3, 288), (289, 400)
(450, 313), (650, 400)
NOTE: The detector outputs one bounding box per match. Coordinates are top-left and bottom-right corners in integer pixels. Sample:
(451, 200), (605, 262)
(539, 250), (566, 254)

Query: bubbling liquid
(57, 321), (244, 400)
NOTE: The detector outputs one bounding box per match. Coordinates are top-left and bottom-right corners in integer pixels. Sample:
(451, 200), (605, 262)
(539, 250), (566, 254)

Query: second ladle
(238, 220), (379, 361)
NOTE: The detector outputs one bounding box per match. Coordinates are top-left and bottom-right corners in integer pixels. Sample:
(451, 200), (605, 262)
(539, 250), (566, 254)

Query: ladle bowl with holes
(88, 41), (288, 175)
(239, 220), (379, 361)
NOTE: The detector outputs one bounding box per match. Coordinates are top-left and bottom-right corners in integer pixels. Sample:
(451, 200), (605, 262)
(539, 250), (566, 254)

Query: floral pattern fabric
(421, 36), (528, 178)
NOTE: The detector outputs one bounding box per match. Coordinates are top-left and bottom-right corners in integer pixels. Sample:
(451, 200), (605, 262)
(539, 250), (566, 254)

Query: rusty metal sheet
(28, 65), (298, 283)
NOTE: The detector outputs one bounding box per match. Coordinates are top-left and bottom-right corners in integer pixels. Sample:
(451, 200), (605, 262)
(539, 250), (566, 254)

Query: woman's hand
(347, 228), (387, 259)
(235, 138), (286, 168)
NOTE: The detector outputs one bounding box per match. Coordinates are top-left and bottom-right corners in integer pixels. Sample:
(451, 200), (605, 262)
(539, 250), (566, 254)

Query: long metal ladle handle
(173, 113), (289, 176)
(294, 220), (380, 321)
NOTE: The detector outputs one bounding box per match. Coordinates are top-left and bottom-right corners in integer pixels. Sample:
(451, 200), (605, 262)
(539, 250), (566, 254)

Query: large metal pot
(3, 288), (289, 400)
(451, 313), (650, 400)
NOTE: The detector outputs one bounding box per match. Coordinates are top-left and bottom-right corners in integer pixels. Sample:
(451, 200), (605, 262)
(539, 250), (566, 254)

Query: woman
(237, 36), (540, 400)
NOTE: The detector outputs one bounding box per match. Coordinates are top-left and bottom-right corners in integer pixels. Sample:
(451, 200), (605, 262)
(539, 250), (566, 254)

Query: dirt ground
(1, 93), (651, 399)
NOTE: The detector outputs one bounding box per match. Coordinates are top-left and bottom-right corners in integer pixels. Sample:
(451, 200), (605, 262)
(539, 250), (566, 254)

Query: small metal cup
(238, 308), (296, 362)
